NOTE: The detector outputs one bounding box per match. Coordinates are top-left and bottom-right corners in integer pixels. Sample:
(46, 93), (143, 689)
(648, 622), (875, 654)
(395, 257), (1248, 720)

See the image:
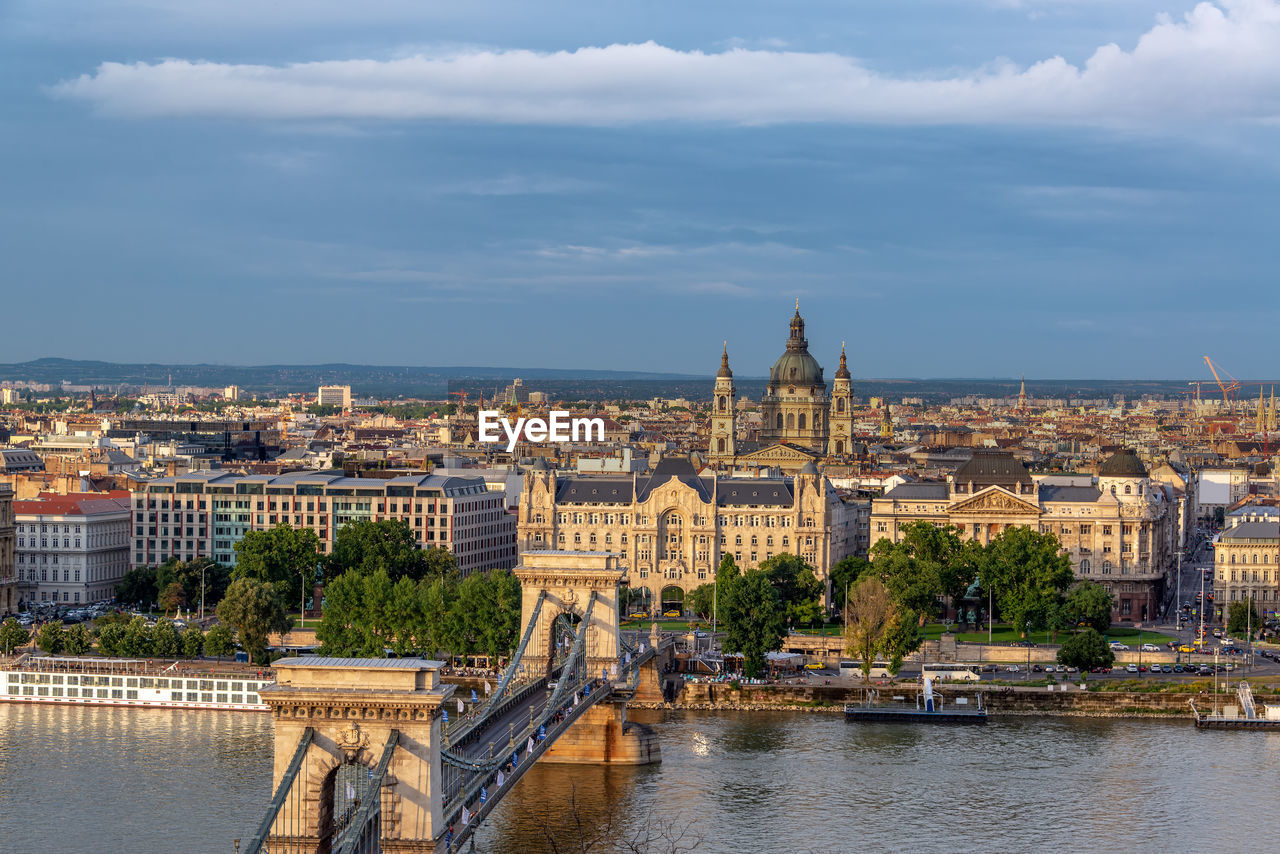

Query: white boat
(0, 655), (272, 712)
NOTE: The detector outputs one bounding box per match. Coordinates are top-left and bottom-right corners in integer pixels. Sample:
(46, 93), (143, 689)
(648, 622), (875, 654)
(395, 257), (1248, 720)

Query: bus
(921, 663), (981, 683)
(839, 660), (893, 679)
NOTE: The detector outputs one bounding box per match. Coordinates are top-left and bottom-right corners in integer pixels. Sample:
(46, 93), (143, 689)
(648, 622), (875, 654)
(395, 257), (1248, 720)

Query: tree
(121, 616), (154, 657)
(158, 582), (188, 616)
(182, 625), (205, 659)
(759, 553), (824, 630)
(325, 520), (437, 583)
(721, 569), (785, 679)
(843, 576), (897, 680)
(204, 624), (235, 660)
(0, 618), (30, 655)
(415, 577), (456, 657)
(1063, 580), (1113, 634)
(96, 622), (127, 656)
(1228, 598), (1260, 636)
(232, 524), (322, 610)
(421, 546), (459, 580)
(980, 526), (1075, 636)
(316, 570), (392, 657)
(152, 619), (181, 658)
(217, 577), (293, 664)
(882, 606), (924, 675)
(64, 623), (94, 655)
(829, 555), (872, 615)
(688, 583), (716, 622)
(1057, 628), (1115, 671)
(116, 565), (158, 607)
(36, 621), (65, 654)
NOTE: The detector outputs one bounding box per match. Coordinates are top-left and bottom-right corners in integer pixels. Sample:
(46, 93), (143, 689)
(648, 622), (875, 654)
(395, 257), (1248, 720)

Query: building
(1213, 507), (1280, 618)
(105, 417), (283, 462)
(317, 385), (353, 409)
(0, 484), (16, 615)
(13, 492), (131, 606)
(870, 449), (1177, 623)
(0, 449), (44, 474)
(517, 456), (852, 609)
(224, 385), (241, 401)
(709, 303), (853, 470)
(131, 471), (516, 575)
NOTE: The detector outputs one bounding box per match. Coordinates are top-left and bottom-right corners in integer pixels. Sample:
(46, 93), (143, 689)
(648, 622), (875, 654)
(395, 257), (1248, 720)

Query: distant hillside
(0, 359), (1196, 402)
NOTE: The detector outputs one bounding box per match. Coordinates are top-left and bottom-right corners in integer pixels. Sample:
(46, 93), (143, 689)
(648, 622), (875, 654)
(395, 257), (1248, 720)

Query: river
(2, 704), (1278, 853)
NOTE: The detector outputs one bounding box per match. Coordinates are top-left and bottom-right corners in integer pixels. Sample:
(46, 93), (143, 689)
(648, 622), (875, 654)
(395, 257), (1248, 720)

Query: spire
(1017, 375), (1027, 410)
(717, 341), (733, 379)
(835, 341), (851, 380)
(787, 300), (806, 348)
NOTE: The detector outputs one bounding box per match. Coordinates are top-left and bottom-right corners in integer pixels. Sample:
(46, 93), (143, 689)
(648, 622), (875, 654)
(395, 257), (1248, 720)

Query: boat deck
(844, 704), (988, 724)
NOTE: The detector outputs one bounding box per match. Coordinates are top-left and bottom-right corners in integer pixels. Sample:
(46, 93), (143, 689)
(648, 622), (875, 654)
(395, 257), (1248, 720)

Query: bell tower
(710, 342), (736, 465)
(829, 342), (853, 457)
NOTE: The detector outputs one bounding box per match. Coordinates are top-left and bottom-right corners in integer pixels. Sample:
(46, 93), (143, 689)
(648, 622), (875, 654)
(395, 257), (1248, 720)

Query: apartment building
(317, 385), (352, 409)
(131, 471), (516, 575)
(13, 491), (131, 605)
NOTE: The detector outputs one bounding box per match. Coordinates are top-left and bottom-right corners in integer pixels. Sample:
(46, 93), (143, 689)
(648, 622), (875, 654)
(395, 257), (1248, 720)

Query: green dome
(1098, 449), (1148, 478)
(769, 305), (824, 388)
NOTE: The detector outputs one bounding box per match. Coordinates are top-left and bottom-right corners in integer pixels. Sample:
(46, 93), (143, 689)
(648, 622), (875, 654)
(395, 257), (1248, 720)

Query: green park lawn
(922, 623), (1176, 646)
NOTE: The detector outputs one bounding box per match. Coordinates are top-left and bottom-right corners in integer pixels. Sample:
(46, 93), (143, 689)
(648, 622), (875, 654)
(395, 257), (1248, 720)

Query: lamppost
(1026, 621), (1031, 680)
(198, 558), (211, 623)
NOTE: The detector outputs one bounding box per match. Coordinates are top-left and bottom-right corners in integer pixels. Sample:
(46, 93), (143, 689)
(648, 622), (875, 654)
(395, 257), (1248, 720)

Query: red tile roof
(13, 490), (132, 517)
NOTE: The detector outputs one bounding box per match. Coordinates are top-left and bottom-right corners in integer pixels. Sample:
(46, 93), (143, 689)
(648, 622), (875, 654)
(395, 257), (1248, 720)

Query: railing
(244, 727), (315, 854)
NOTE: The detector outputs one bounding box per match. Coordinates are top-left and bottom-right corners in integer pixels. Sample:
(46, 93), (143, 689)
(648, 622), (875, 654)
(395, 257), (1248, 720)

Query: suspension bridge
(242, 551), (671, 854)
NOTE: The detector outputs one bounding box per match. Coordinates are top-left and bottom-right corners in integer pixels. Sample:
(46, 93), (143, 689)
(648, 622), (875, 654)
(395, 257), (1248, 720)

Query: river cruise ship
(0, 655), (272, 711)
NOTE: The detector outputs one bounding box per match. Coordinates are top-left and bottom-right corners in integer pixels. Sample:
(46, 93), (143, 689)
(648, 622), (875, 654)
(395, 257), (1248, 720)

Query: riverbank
(629, 681), (1216, 718)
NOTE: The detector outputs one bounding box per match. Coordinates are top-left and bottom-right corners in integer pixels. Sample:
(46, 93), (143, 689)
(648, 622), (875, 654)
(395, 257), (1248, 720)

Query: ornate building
(1213, 507), (1279, 619)
(870, 449), (1177, 623)
(517, 456), (853, 609)
(709, 303), (852, 469)
(0, 483), (15, 616)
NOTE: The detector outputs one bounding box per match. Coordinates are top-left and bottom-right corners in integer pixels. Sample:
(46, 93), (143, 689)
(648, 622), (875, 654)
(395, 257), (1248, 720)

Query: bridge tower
(254, 657), (454, 854)
(513, 550), (624, 681)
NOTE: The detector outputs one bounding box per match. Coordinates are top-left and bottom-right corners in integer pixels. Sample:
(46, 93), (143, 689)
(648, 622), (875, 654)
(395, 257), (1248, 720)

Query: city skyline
(5, 0), (1280, 377)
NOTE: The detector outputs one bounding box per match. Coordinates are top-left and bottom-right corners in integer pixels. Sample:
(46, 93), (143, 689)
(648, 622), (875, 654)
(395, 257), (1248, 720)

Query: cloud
(51, 1), (1280, 127)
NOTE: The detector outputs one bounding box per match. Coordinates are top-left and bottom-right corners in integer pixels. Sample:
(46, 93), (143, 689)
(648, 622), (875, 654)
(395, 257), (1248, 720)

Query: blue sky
(3, 0), (1279, 380)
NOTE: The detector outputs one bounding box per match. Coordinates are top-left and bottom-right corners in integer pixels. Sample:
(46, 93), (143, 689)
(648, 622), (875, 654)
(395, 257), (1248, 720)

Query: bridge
(243, 551), (671, 854)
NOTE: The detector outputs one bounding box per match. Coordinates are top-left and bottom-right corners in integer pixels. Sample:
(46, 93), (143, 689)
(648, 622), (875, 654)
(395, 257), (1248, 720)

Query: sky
(3, 0), (1279, 380)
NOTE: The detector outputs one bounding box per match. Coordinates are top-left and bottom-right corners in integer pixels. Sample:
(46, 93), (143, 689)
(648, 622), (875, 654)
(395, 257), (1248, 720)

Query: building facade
(870, 450), (1177, 623)
(1213, 508), (1280, 617)
(131, 471), (516, 575)
(13, 492), (131, 606)
(317, 385), (353, 409)
(0, 484), (16, 615)
(517, 456), (852, 608)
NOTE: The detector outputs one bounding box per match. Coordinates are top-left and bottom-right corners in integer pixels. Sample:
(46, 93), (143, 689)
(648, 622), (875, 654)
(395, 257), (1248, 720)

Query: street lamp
(1025, 621), (1031, 680)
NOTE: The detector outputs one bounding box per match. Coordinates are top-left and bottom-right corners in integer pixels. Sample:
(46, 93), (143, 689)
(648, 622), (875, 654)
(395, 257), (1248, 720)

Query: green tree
(882, 606), (924, 675)
(217, 577), (293, 664)
(0, 618), (30, 655)
(843, 576), (897, 680)
(116, 565), (158, 607)
(980, 526), (1075, 636)
(152, 619), (181, 658)
(158, 582), (188, 616)
(36, 621), (66, 654)
(829, 555), (872, 615)
(721, 569), (785, 679)
(64, 623), (93, 654)
(1227, 598), (1260, 637)
(415, 577), (456, 656)
(688, 583), (716, 622)
(315, 570), (382, 656)
(1063, 580), (1113, 634)
(1057, 628), (1115, 671)
(182, 625), (205, 659)
(759, 553), (824, 630)
(121, 616), (154, 657)
(232, 524), (322, 611)
(204, 624), (235, 660)
(325, 520), (436, 583)
(96, 622), (127, 656)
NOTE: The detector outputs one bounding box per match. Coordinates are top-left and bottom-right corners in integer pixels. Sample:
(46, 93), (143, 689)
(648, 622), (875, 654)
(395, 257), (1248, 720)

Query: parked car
(1006, 665), (1020, 672)
(1043, 665), (1056, 673)
(981, 664), (999, 673)
(1141, 643), (1160, 652)
(1126, 663), (1139, 673)
(1032, 664), (1043, 673)
(662, 610), (682, 618)
(1161, 664), (1173, 673)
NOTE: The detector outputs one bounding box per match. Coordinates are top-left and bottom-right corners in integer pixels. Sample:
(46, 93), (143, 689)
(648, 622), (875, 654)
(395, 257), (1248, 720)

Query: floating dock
(844, 678), (987, 724)
(1192, 681), (1280, 730)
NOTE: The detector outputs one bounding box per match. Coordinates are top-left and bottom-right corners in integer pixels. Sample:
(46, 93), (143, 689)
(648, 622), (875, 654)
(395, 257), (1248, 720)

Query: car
(1161, 664), (1173, 673)
(1064, 666), (1078, 673)
(1178, 645), (1195, 653)
(1141, 644), (1160, 652)
(662, 610), (681, 618)
(1006, 665), (1020, 672)
(1126, 663), (1139, 673)
(1173, 664), (1184, 673)
(1110, 642), (1131, 651)
(628, 612), (649, 620)
(804, 662), (824, 670)
(1032, 664), (1043, 673)
(981, 664), (999, 673)
(1138, 665), (1149, 673)
(1044, 665), (1056, 673)
(693, 630), (708, 639)
(1198, 666), (1213, 676)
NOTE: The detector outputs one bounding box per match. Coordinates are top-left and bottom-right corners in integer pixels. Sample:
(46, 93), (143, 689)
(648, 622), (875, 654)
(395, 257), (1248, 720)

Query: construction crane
(1203, 356), (1241, 412)
(449, 388), (468, 413)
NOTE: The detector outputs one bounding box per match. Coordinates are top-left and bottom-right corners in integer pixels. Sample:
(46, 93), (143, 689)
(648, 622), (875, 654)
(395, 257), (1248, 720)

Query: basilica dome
(769, 305), (825, 388)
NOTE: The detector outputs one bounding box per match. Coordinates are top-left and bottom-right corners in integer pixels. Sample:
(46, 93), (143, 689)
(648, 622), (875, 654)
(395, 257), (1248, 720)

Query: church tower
(829, 342), (853, 457)
(1017, 376), (1027, 411)
(710, 342), (737, 465)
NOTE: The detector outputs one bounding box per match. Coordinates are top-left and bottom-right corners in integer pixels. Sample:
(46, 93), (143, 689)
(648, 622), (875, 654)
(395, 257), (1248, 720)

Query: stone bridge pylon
(513, 550), (625, 682)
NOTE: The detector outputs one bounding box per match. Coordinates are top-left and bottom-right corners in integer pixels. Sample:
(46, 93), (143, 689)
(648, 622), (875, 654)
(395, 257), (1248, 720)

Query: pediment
(738, 443), (819, 463)
(949, 486), (1039, 515)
